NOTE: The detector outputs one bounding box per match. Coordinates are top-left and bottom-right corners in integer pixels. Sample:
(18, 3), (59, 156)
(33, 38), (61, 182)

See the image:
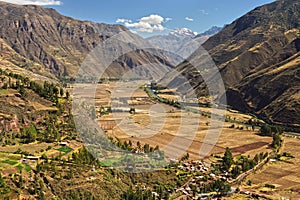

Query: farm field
(0, 140), (82, 173)
(244, 137), (300, 199)
(94, 82), (272, 161)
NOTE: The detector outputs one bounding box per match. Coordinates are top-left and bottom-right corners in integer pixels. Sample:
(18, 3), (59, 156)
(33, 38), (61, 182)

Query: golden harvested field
(187, 106), (254, 123)
(0, 142), (54, 154)
(94, 82), (272, 161)
(245, 137), (300, 199)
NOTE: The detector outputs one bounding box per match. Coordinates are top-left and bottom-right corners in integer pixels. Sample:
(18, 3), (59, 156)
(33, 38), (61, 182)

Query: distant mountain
(0, 2), (173, 80)
(195, 26), (223, 38)
(175, 0), (300, 128)
(146, 28), (196, 54)
(169, 28), (197, 38)
(146, 26), (222, 54)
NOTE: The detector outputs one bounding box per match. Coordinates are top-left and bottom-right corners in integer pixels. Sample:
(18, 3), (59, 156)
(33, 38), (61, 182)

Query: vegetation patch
(0, 89), (6, 95)
(1, 159), (18, 166)
(57, 146), (73, 153)
(16, 165), (23, 171)
(100, 158), (119, 167)
(25, 165), (31, 172)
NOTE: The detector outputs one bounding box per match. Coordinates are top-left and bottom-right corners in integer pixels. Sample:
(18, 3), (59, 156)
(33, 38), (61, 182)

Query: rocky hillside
(0, 2), (172, 80)
(176, 0), (300, 127)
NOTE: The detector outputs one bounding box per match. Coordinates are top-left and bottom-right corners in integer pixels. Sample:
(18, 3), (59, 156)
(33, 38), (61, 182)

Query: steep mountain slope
(176, 0), (300, 127)
(0, 38), (56, 83)
(0, 2), (173, 79)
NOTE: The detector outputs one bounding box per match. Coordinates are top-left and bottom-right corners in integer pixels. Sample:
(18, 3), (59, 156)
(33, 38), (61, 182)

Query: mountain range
(176, 0), (300, 128)
(146, 26), (222, 54)
(0, 2), (173, 80)
(0, 0), (299, 128)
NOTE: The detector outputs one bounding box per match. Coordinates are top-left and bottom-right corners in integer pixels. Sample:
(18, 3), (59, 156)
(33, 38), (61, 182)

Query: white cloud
(118, 14), (168, 33)
(185, 17), (194, 21)
(0, 0), (62, 5)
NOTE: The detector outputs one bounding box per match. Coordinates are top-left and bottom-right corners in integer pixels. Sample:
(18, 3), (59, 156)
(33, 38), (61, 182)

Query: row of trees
(221, 148), (269, 178)
(260, 124), (283, 136)
(110, 138), (160, 154)
(271, 133), (282, 150)
(0, 69), (70, 103)
(71, 147), (100, 166)
(231, 152), (268, 178)
(260, 124), (283, 151)
(144, 86), (181, 108)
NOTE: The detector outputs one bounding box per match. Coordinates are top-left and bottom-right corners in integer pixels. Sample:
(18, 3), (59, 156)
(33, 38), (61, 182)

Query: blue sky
(2, 0), (275, 37)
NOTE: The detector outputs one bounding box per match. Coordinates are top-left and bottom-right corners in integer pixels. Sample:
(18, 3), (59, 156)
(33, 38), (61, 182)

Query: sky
(1, 0), (275, 37)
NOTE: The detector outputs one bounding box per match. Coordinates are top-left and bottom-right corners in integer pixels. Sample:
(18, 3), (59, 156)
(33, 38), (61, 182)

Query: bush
(265, 184), (275, 189)
(260, 124), (272, 136)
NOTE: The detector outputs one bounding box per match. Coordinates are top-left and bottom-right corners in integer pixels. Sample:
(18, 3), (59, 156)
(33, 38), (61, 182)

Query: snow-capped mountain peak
(169, 28), (197, 38)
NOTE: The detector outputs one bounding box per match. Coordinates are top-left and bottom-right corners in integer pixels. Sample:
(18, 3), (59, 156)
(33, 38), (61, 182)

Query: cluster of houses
(177, 161), (211, 173)
(172, 160), (234, 199)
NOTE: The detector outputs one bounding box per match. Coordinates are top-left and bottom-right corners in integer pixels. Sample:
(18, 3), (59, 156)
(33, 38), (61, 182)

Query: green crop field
(2, 159), (18, 166)
(57, 146), (73, 153)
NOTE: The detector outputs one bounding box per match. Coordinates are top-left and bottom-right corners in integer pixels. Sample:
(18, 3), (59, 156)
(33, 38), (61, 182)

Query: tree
(143, 143), (150, 153)
(260, 124), (272, 136)
(18, 85), (27, 98)
(2, 83), (7, 89)
(231, 166), (241, 178)
(25, 126), (37, 143)
(271, 133), (282, 150)
(254, 154), (259, 164)
(271, 126), (283, 134)
(247, 180), (252, 186)
(222, 147), (234, 171)
(129, 107), (136, 114)
(23, 77), (29, 87)
(241, 157), (255, 172)
(181, 153), (190, 161)
(40, 190), (45, 200)
(137, 141), (141, 150)
(66, 91), (70, 99)
(60, 88), (64, 97)
(16, 80), (20, 90)
(0, 173), (5, 187)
